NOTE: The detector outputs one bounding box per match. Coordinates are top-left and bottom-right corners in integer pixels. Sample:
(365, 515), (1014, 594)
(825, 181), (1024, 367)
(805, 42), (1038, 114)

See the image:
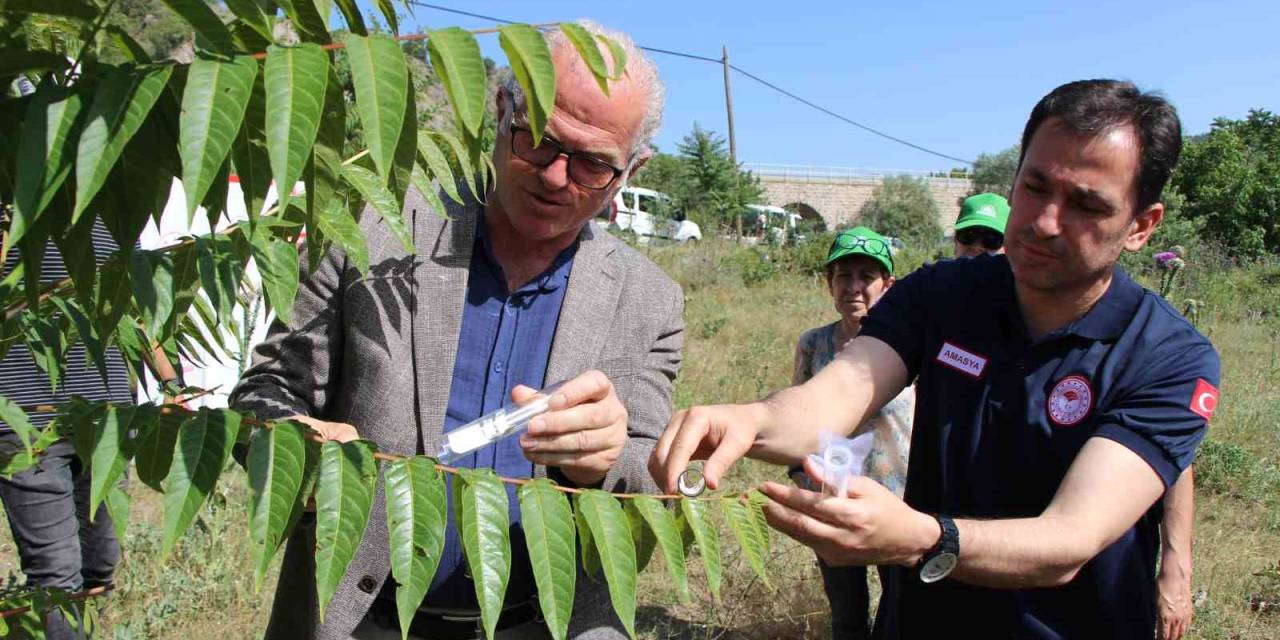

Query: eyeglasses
(834, 234), (891, 258)
(955, 228), (1004, 250)
(508, 125), (625, 190)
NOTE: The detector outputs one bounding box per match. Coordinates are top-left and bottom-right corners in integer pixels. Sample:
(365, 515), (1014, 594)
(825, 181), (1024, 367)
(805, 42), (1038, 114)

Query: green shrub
(857, 175), (943, 247)
(1197, 438), (1254, 495)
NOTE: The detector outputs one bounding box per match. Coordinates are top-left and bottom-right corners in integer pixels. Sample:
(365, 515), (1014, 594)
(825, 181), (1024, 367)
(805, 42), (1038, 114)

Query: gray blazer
(230, 187), (684, 640)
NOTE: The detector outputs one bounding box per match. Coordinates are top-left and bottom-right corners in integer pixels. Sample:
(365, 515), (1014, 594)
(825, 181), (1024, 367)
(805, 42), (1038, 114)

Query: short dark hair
(1017, 79), (1182, 212)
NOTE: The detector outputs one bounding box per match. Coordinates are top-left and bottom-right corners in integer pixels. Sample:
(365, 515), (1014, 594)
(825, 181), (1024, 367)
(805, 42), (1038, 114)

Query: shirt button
(357, 575), (377, 593)
(493, 361), (503, 373)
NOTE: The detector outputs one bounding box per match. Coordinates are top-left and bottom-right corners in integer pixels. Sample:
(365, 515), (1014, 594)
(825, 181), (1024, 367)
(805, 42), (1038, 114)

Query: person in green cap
(953, 192), (1010, 258)
(791, 226), (915, 639)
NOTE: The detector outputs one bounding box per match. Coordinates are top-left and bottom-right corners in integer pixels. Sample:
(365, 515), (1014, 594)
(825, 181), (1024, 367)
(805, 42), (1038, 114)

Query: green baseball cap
(826, 226), (894, 275)
(954, 193), (1010, 234)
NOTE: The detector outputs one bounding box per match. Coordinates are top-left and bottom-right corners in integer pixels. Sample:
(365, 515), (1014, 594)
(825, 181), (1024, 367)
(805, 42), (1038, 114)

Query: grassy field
(2, 238), (1278, 639)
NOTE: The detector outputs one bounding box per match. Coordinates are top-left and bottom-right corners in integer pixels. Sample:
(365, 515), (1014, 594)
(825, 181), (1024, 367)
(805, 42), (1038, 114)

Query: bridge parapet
(746, 163), (973, 235)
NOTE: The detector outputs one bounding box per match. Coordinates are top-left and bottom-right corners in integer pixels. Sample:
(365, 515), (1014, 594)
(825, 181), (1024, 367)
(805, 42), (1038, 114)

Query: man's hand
(648, 403), (769, 493)
(517, 370), (627, 487)
(757, 455), (939, 568)
(1156, 556), (1192, 640)
(289, 415), (359, 443)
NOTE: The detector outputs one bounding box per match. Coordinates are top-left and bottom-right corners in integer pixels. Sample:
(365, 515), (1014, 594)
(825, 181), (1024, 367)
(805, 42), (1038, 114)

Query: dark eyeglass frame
(508, 125), (626, 191)
(834, 234), (891, 257)
(955, 227), (1004, 250)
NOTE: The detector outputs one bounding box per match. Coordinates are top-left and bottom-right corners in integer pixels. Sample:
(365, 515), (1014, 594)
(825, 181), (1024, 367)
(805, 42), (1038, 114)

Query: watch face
(920, 552), (958, 583)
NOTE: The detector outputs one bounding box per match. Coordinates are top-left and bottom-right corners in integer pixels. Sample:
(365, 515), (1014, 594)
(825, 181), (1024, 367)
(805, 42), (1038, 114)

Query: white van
(598, 187), (702, 243)
(745, 203), (805, 243)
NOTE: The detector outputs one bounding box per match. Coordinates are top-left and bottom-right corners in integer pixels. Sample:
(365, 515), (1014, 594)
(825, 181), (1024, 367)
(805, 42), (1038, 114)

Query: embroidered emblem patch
(1047, 375), (1093, 427)
(1189, 378), (1220, 422)
(935, 342), (987, 378)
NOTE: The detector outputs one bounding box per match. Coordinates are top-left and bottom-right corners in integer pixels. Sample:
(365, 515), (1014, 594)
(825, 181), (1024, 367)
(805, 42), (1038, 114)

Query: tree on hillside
(1172, 109), (1280, 257)
(969, 145), (1020, 198)
(858, 175), (942, 246)
(631, 124), (762, 232)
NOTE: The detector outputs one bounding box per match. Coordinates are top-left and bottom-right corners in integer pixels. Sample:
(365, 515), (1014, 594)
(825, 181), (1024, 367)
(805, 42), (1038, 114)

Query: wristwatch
(917, 514), (959, 583)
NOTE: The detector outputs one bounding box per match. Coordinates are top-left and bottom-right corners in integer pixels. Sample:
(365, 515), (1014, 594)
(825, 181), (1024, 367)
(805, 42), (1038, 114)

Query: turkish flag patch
(1189, 379), (1220, 422)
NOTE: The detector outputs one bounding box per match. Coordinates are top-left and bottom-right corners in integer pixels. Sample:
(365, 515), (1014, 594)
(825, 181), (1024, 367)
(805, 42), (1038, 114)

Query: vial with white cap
(806, 430), (874, 496)
(434, 381), (566, 464)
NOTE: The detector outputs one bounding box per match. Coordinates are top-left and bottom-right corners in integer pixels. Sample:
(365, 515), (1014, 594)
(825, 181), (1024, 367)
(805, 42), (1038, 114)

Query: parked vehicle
(744, 203), (805, 243)
(596, 187), (702, 243)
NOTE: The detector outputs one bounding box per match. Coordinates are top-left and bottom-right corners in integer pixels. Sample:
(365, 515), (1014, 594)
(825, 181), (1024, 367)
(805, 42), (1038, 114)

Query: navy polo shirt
(419, 215), (576, 610)
(859, 254), (1220, 639)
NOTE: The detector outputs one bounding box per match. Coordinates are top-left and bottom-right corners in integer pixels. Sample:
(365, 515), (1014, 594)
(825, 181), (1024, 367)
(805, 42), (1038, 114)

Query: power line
(405, 1), (975, 166)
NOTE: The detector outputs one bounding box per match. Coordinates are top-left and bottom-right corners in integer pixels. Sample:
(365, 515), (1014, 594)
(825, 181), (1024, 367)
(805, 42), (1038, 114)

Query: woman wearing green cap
(791, 226), (915, 639)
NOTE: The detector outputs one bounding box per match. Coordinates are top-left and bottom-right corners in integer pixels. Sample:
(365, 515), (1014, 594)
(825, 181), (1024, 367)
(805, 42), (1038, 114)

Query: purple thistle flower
(1155, 251), (1177, 268)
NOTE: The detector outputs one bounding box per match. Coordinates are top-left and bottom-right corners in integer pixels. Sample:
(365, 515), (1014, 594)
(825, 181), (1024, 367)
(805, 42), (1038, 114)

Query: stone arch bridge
(746, 164), (973, 235)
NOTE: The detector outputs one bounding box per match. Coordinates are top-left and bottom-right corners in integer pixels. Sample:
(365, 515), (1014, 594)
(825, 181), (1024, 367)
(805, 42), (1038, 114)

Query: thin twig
(0, 585), (111, 620)
(18, 399), (689, 500)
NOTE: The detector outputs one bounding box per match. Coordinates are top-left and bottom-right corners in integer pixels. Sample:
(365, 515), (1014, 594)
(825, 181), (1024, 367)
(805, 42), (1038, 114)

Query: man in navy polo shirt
(650, 79), (1219, 639)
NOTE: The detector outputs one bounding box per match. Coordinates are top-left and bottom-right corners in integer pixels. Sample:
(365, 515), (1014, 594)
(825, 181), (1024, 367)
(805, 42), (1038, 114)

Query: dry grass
(1, 239), (1277, 639)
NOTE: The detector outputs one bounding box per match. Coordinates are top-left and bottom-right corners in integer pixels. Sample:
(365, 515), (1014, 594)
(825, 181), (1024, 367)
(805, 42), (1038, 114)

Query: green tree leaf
(343, 33), (407, 184)
(722, 495), (771, 589)
(304, 65), (347, 270)
(497, 24), (555, 145)
(432, 129), (480, 205)
(558, 23), (610, 97)
(426, 27), (486, 140)
(180, 54), (258, 223)
(454, 467), (511, 640)
(134, 409), (186, 492)
(247, 420), (308, 590)
(314, 439), (379, 622)
(264, 44), (329, 215)
(156, 0), (236, 53)
(574, 494), (600, 578)
(624, 499), (656, 573)
(384, 456), (447, 639)
(595, 34), (627, 81)
(161, 407), (242, 557)
(222, 0), (275, 41)
(104, 482), (132, 542)
(577, 490), (637, 638)
(251, 231), (300, 325)
(232, 73), (270, 225)
(517, 479), (576, 640)
(408, 162), (449, 223)
(416, 131), (461, 205)
(10, 82), (82, 252)
(341, 163), (412, 253)
(315, 201), (369, 275)
(196, 234), (244, 324)
(73, 63), (173, 222)
(0, 395), (37, 459)
(273, 0), (330, 41)
(375, 0), (397, 34)
(333, 0), (366, 35)
(104, 25), (151, 63)
(129, 250), (175, 340)
(679, 498), (721, 602)
(630, 496), (688, 601)
(48, 297), (107, 385)
(85, 404), (158, 523)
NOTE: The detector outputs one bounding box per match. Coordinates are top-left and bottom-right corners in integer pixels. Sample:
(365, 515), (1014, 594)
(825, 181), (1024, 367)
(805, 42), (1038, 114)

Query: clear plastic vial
(434, 381), (566, 464)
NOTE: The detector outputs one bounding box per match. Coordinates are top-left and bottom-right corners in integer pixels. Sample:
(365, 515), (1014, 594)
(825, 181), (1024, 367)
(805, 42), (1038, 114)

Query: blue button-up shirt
(423, 215), (577, 609)
(860, 254), (1219, 639)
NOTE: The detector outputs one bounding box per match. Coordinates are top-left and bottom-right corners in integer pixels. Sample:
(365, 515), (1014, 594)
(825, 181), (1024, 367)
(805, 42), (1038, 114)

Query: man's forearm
(752, 336), (908, 464)
(945, 516), (1099, 588)
(1160, 466), (1195, 578)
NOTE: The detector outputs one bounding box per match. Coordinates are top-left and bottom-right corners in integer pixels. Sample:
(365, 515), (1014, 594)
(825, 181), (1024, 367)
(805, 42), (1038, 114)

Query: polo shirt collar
(1061, 265), (1144, 340)
(996, 259), (1144, 343)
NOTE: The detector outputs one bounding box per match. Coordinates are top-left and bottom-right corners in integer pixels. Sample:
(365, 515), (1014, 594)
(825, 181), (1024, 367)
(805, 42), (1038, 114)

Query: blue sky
(399, 1), (1279, 173)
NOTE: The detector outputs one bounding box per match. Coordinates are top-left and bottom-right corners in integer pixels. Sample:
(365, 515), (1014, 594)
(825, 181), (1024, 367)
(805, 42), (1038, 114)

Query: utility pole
(723, 45), (742, 239)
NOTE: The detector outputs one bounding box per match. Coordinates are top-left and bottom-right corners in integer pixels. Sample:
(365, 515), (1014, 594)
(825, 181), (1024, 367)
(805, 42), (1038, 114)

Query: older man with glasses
(952, 193), (1010, 258)
(232, 20), (683, 640)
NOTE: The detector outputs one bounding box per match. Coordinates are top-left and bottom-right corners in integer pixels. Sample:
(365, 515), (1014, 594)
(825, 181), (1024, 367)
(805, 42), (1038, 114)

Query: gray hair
(500, 20), (665, 162)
